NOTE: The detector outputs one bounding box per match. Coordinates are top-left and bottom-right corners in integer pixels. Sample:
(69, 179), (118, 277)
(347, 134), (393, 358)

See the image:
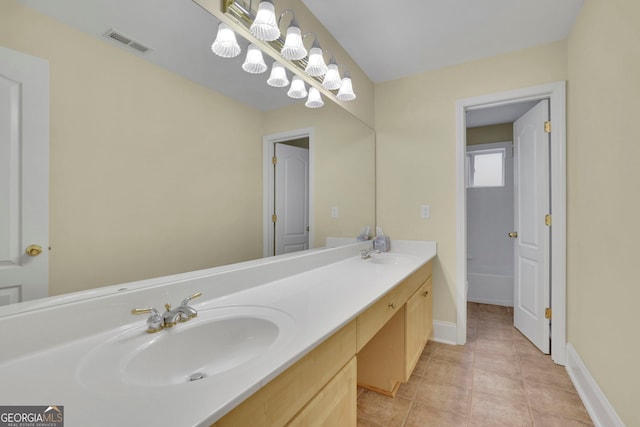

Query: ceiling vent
(103, 29), (152, 54)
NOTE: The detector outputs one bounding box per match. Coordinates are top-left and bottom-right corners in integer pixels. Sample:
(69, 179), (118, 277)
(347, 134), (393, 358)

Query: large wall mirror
(0, 0), (375, 314)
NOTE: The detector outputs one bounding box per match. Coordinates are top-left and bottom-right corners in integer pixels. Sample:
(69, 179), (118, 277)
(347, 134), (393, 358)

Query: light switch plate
(331, 207), (339, 218)
(420, 204), (430, 219)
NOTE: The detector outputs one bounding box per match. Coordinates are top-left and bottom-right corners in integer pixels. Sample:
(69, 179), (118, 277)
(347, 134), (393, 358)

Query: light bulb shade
(287, 76), (307, 99)
(211, 22), (241, 58)
(305, 47), (328, 77)
(242, 44), (267, 74)
(250, 0), (280, 41)
(322, 63), (342, 90)
(337, 77), (356, 101)
(267, 62), (289, 87)
(305, 87), (324, 108)
(281, 26), (306, 60)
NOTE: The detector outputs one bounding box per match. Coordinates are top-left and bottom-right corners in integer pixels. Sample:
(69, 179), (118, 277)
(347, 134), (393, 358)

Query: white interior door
(0, 47), (49, 306)
(513, 99), (550, 353)
(274, 143), (309, 255)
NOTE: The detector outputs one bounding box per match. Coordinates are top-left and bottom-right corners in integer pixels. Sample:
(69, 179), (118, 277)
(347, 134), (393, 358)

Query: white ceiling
(17, 0), (584, 111)
(302, 0), (584, 83)
(17, 0), (301, 111)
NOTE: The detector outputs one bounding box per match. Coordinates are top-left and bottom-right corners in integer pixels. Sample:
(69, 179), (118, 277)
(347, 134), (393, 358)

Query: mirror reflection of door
(0, 47), (49, 306)
(273, 140), (309, 255)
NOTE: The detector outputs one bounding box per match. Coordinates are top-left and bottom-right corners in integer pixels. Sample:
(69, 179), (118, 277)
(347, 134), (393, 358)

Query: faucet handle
(131, 307), (164, 333)
(180, 291), (202, 307)
(131, 307), (159, 316)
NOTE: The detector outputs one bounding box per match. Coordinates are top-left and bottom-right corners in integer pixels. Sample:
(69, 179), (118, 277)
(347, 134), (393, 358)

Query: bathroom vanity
(0, 240), (436, 426)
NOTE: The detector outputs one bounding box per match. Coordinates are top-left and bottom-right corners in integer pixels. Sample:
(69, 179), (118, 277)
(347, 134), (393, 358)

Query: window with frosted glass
(466, 148), (505, 188)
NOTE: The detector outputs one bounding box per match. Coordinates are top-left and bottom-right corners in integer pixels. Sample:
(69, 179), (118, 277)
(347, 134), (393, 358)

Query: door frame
(455, 81), (566, 364)
(262, 127), (315, 257)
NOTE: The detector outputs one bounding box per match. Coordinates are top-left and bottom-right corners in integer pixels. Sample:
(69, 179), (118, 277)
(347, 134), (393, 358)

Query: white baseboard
(431, 320), (457, 345)
(565, 343), (625, 427)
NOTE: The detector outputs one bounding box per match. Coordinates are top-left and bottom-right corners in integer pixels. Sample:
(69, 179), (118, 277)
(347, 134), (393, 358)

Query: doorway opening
(263, 128), (314, 257)
(466, 99), (552, 355)
(456, 82), (567, 365)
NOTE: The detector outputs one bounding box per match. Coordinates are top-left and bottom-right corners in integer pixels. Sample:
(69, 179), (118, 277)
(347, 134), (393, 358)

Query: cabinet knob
(388, 302), (396, 309)
(422, 291), (429, 297)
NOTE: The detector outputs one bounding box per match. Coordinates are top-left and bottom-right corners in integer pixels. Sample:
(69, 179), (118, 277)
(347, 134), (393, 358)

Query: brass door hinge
(272, 156), (278, 165)
(544, 121), (551, 133)
(545, 214), (552, 226)
(545, 307), (552, 319)
(272, 214), (277, 223)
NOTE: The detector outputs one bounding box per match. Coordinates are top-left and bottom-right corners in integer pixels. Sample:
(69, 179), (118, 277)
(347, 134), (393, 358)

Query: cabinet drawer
(356, 261), (432, 351)
(357, 283), (405, 351)
(403, 261), (432, 292)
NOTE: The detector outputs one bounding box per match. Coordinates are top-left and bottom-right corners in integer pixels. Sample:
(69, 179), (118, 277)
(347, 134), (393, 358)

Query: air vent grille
(104, 29), (151, 54)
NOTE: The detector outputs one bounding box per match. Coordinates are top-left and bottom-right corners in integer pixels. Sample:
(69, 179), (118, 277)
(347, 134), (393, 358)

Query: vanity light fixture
(211, 22), (241, 58)
(214, 0), (357, 107)
(287, 75), (308, 99)
(304, 34), (328, 77)
(337, 71), (356, 101)
(322, 56), (342, 90)
(267, 61), (289, 87)
(250, 0), (280, 41)
(279, 11), (307, 61)
(242, 43), (268, 74)
(305, 87), (324, 108)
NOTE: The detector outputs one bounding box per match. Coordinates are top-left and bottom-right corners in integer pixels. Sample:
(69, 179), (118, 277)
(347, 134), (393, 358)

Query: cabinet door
(423, 278), (433, 342)
(404, 281), (427, 380)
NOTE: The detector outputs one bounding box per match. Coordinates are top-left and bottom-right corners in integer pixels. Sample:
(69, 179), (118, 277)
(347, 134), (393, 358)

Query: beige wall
(567, 0), (640, 424)
(375, 41), (567, 323)
(264, 102), (376, 246)
(466, 123), (513, 146)
(1, 0), (265, 294)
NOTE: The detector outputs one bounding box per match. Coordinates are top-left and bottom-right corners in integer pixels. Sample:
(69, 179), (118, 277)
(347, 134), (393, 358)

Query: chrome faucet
(132, 291), (202, 333)
(361, 248), (381, 259)
(163, 291), (202, 327)
(163, 292), (202, 327)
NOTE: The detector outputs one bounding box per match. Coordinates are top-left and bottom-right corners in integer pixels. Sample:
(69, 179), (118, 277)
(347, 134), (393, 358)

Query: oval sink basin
(77, 305), (295, 389)
(368, 253), (419, 265)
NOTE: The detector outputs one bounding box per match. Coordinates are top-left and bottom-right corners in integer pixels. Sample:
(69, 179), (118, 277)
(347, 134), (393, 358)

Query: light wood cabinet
(212, 321), (356, 427)
(356, 280), (407, 352)
(287, 357), (357, 427)
(212, 260), (433, 426)
(357, 261), (433, 395)
(405, 277), (433, 381)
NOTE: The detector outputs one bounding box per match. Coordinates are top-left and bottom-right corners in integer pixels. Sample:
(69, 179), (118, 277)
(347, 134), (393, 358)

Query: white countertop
(0, 240), (436, 426)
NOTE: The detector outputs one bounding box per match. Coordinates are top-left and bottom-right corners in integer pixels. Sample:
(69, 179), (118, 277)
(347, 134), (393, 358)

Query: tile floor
(357, 302), (594, 426)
